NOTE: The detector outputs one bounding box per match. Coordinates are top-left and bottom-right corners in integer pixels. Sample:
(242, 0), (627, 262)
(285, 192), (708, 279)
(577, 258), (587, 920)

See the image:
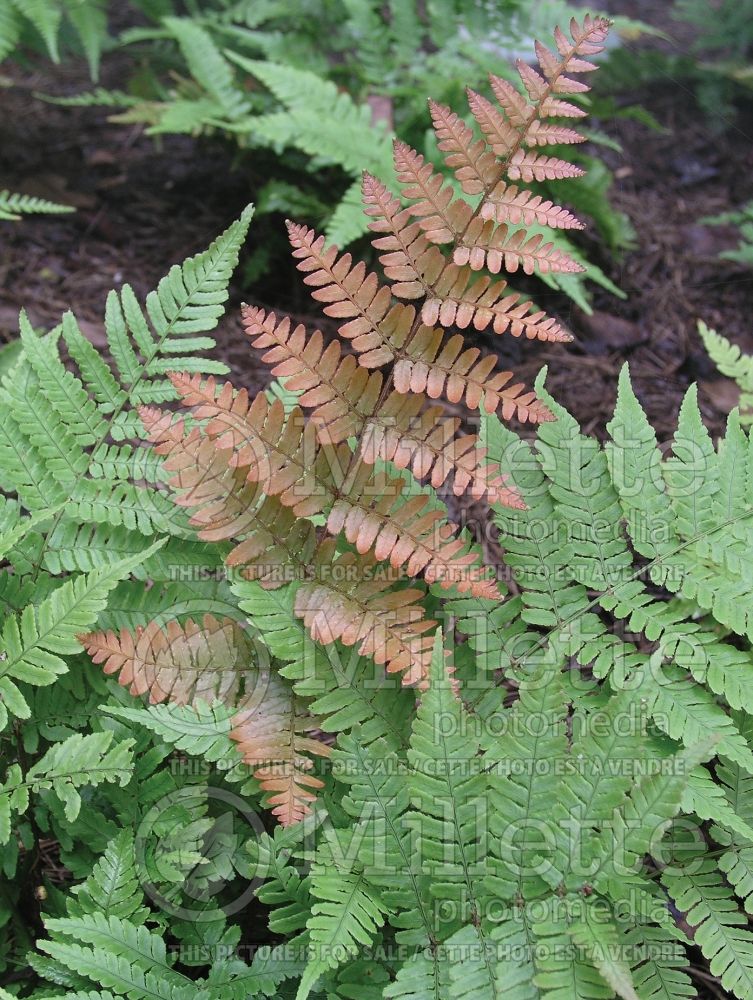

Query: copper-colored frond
(392, 141), (471, 244)
(524, 121), (586, 147)
(142, 406), (261, 524)
(287, 220), (390, 321)
(455, 220), (584, 276)
(286, 220), (413, 367)
(168, 372), (339, 519)
(79, 615), (249, 707)
(295, 542), (436, 689)
(507, 149), (585, 183)
(534, 15), (610, 89)
(428, 98), (497, 196)
(361, 394), (525, 507)
(480, 182), (583, 230)
(241, 305), (383, 443)
(80, 616), (330, 826)
(203, 494), (312, 586)
(363, 170), (443, 301)
(392, 325), (553, 422)
(420, 268), (572, 342)
(142, 404), (316, 581)
(363, 173), (578, 326)
(487, 74), (531, 128)
(467, 88), (519, 157)
(230, 671), (331, 826)
(328, 480), (501, 600)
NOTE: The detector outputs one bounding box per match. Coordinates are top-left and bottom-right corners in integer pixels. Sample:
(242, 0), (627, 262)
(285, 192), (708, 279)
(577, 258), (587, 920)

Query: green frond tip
(70, 830), (147, 922)
(699, 320), (753, 423)
(0, 189), (74, 221)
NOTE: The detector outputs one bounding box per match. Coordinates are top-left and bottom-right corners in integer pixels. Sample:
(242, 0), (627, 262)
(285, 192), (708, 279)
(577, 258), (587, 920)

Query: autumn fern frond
(80, 615), (330, 825)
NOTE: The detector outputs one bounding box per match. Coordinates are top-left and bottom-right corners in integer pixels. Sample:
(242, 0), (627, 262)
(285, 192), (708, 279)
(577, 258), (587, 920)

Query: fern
(0, 543), (164, 728)
(12, 13), (753, 1000)
(700, 319), (753, 424)
(0, 0), (108, 77)
(0, 189), (74, 222)
(0, 730), (134, 840)
(663, 840), (753, 999)
(69, 830), (148, 921)
(44, 0), (628, 306)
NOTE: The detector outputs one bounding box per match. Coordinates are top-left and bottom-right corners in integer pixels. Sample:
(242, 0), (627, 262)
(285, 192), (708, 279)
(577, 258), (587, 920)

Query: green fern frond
(39, 87), (142, 108)
(382, 949), (450, 1000)
(699, 321), (753, 423)
(330, 731), (441, 950)
(683, 765), (753, 843)
(1, 0), (109, 76)
(0, 541), (164, 728)
(591, 736), (715, 891)
(69, 830), (148, 922)
(568, 911), (639, 1000)
(0, 730), (134, 841)
(226, 53), (395, 243)
(1, 207), (251, 572)
(35, 939), (208, 1000)
(43, 913), (190, 993)
(407, 631), (490, 931)
(622, 923), (695, 1000)
(297, 866), (389, 999)
(663, 846), (753, 1000)
(228, 55), (394, 178)
(103, 700), (237, 763)
(482, 655), (569, 899)
(9, 0), (62, 60)
(247, 827), (313, 936)
(0, 189), (74, 221)
(606, 365), (681, 569)
(162, 17), (251, 121)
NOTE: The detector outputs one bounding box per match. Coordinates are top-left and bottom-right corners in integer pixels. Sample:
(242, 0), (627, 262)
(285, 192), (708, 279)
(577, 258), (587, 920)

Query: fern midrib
(323, 655), (407, 748)
(30, 223), (241, 581)
(432, 717), (499, 1000)
(4, 759), (128, 797)
(341, 19), (597, 554)
(352, 740), (438, 959)
(15, 379), (84, 479)
(313, 869), (369, 958)
(97, 856), (134, 916)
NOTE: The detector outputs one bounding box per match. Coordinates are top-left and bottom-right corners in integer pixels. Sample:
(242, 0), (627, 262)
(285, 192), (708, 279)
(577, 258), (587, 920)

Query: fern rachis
(12, 12), (753, 1000)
